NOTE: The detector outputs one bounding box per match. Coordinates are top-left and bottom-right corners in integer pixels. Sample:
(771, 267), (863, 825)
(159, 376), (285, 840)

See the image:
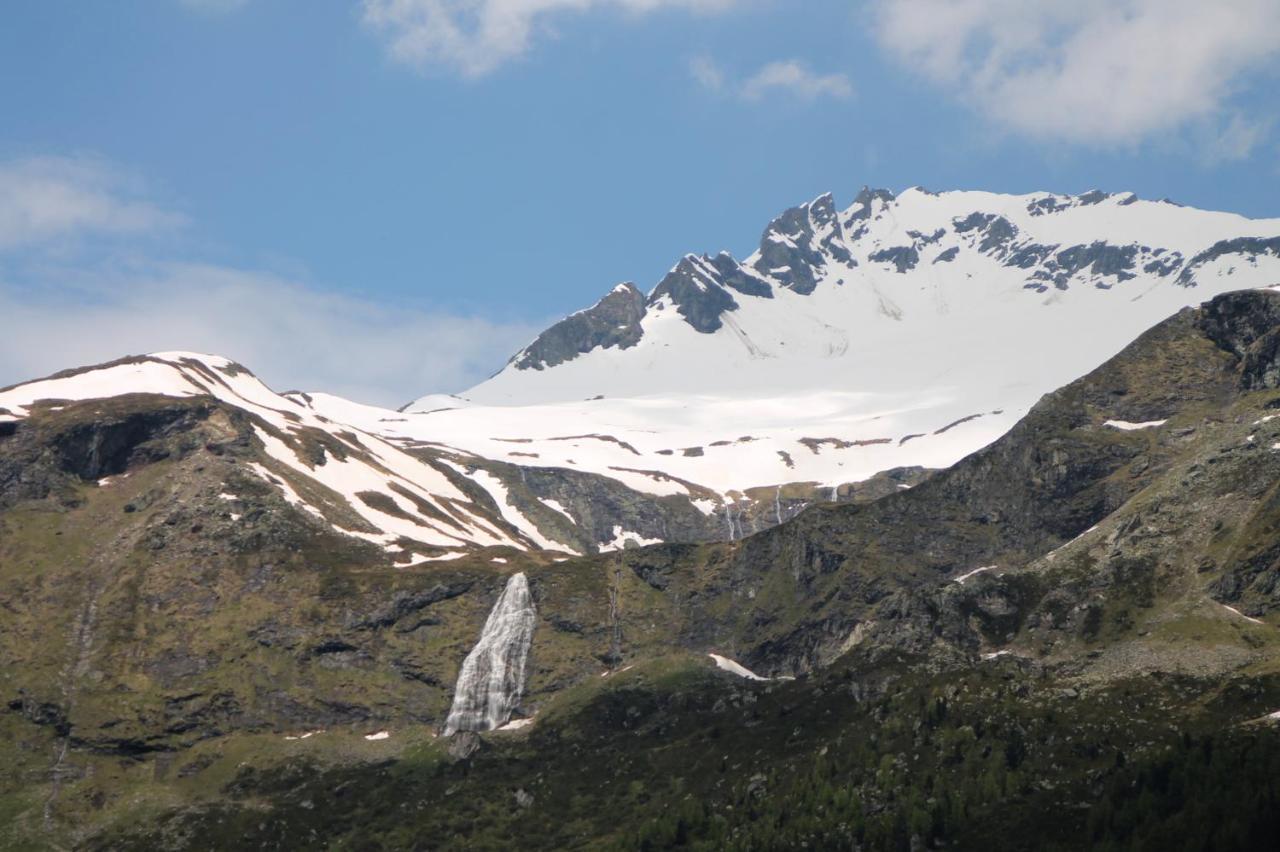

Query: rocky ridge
(5, 292), (1280, 848)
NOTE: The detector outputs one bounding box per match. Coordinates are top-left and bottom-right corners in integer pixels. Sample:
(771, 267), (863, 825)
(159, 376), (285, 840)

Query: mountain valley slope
(5, 289), (1280, 848)
(4, 187), (1278, 565)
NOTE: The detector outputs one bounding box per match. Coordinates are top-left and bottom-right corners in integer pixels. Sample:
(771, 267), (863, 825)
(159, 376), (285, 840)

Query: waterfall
(444, 572), (537, 736)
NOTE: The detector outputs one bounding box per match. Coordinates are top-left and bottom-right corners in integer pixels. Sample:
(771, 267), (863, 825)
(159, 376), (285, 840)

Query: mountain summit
(4, 186), (1278, 561)
(379, 186), (1280, 517)
(463, 186), (1280, 404)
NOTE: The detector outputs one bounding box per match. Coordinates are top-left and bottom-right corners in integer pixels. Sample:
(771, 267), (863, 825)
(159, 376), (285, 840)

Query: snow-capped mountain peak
(5, 185), (1278, 559)
(464, 186), (1280, 405)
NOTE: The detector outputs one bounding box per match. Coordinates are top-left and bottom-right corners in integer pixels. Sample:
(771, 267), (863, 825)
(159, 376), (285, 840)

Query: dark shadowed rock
(648, 256), (739, 333)
(752, 193), (851, 295)
(513, 284), (647, 370)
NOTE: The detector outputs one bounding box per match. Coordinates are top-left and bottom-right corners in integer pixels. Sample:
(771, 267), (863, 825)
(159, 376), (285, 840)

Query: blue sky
(2, 0), (1278, 404)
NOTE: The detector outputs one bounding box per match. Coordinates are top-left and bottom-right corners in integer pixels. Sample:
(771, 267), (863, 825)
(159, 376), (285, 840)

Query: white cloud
(739, 60), (853, 101)
(689, 55), (725, 92)
(0, 157), (183, 251)
(0, 268), (543, 407)
(361, 0), (743, 76)
(871, 0), (1280, 147)
(692, 57), (853, 102)
(0, 154), (541, 404)
(1204, 113), (1272, 164)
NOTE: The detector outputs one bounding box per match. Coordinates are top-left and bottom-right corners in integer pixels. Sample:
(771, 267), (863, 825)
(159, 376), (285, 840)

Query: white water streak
(444, 572), (537, 736)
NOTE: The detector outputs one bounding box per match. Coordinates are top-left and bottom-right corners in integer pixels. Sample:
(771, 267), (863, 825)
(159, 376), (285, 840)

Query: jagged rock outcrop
(512, 283), (647, 370)
(647, 255), (740, 332)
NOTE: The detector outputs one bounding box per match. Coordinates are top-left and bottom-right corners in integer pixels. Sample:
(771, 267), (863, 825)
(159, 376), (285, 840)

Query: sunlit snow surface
(376, 189), (1280, 495)
(3, 189), (1279, 553)
(709, 653), (769, 681)
(0, 352), (532, 554)
(1104, 419), (1167, 431)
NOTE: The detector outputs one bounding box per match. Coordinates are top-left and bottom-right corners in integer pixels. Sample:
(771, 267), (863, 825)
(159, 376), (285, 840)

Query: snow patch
(709, 653), (768, 681)
(953, 565), (998, 584)
(691, 498), (720, 516)
(600, 525), (663, 552)
(471, 469), (581, 554)
(539, 498), (575, 522)
(1220, 602), (1264, 625)
(497, 717), (535, 731)
(1104, 419), (1167, 431)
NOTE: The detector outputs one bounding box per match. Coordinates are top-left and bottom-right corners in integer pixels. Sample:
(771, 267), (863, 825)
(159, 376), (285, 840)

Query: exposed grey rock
(845, 187), (897, 225)
(869, 245), (920, 273)
(707, 252), (773, 298)
(1026, 242), (1139, 291)
(1027, 196), (1072, 217)
(1143, 249), (1184, 277)
(648, 256), (739, 333)
(348, 581), (474, 631)
(907, 228), (946, 246)
(752, 193), (849, 295)
(953, 213), (1020, 256)
(1177, 236), (1280, 287)
(1005, 243), (1058, 271)
(447, 731), (483, 760)
(513, 283), (647, 370)
(1195, 288), (1280, 390)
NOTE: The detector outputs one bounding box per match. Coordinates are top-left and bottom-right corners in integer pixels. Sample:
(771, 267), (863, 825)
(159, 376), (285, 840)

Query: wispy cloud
(1204, 113), (1273, 164)
(361, 0), (744, 77)
(692, 57), (853, 102)
(0, 267), (543, 407)
(0, 156), (183, 251)
(740, 60), (853, 102)
(0, 155), (540, 405)
(689, 55), (726, 92)
(871, 0), (1280, 150)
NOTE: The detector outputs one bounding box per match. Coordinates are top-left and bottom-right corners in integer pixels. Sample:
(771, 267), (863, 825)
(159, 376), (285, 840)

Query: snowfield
(3, 187), (1278, 555)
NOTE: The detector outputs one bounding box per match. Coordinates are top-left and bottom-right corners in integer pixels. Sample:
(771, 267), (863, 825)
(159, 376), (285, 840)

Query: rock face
(7, 292), (1280, 849)
(444, 572), (536, 735)
(512, 283), (647, 370)
(488, 187), (1280, 391)
(587, 290), (1280, 677)
(647, 255), (741, 332)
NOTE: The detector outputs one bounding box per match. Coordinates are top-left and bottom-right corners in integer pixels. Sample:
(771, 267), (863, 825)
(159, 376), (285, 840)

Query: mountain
(0, 353), (916, 565)
(10, 287), (1280, 850)
(4, 188), (1276, 563)
(388, 186), (1280, 517)
(4, 186), (1280, 849)
(471, 187), (1280, 403)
